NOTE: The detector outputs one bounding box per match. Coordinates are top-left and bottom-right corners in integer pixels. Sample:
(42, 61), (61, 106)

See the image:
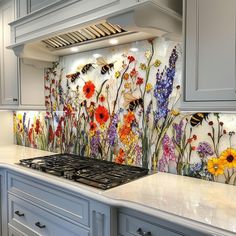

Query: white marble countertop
(0, 145), (236, 235)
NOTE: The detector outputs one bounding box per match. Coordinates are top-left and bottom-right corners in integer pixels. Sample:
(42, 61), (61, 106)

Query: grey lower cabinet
(4, 171), (116, 236)
(117, 208), (225, 236)
(0, 170), (228, 236)
(182, 0), (236, 112)
(118, 211), (183, 236)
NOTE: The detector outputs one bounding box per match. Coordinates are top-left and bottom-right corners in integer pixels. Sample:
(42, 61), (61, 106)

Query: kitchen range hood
(9, 0), (182, 61)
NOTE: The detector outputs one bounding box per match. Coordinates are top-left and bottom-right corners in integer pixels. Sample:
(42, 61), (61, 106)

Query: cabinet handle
(137, 228), (152, 236)
(35, 222), (46, 228)
(14, 210), (24, 217)
(13, 98), (18, 102)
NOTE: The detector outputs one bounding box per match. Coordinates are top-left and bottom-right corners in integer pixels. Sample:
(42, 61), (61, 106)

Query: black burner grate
(19, 154), (149, 190)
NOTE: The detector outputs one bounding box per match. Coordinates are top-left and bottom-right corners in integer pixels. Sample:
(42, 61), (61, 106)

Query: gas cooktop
(19, 154), (149, 190)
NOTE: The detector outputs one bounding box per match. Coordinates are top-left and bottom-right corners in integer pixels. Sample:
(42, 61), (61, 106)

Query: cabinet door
(184, 0), (236, 104)
(29, 0), (61, 13)
(20, 59), (51, 108)
(0, 0), (18, 106)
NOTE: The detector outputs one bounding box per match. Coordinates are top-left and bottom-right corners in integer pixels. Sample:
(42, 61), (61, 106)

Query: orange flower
(83, 81), (95, 99)
(115, 148), (125, 164)
(99, 94), (105, 103)
(95, 105), (109, 125)
(124, 111), (135, 124)
(119, 125), (131, 140)
(123, 73), (129, 80)
(89, 122), (97, 131)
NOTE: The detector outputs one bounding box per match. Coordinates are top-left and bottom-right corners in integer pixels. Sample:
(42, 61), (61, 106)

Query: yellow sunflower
(219, 148), (236, 168)
(207, 158), (225, 176)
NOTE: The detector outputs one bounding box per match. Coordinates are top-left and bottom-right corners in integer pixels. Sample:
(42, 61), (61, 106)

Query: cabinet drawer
(7, 172), (89, 226)
(118, 213), (183, 236)
(9, 194), (89, 236)
(8, 223), (37, 236)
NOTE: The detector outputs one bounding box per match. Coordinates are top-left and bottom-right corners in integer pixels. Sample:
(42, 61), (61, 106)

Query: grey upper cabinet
(0, 0), (19, 107)
(15, 0), (63, 18)
(28, 0), (61, 13)
(182, 0), (236, 111)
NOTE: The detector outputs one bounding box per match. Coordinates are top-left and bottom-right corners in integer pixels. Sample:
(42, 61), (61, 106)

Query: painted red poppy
(83, 81), (95, 99)
(95, 105), (109, 125)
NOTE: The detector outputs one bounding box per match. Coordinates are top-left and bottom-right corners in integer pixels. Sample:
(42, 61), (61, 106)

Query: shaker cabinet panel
(20, 59), (51, 108)
(28, 0), (61, 13)
(183, 0), (236, 111)
(0, 0), (18, 106)
(118, 212), (182, 236)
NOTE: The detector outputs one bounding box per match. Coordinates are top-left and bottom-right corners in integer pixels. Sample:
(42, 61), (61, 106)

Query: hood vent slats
(42, 21), (126, 50)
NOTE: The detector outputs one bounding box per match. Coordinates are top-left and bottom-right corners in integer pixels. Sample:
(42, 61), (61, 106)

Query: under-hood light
(129, 47), (139, 52)
(109, 38), (118, 45)
(93, 53), (102, 59)
(70, 47), (79, 52)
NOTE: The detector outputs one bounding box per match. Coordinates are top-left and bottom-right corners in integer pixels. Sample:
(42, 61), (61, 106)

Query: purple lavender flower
(107, 114), (118, 146)
(154, 47), (178, 123)
(90, 131), (101, 157)
(173, 120), (184, 145)
(196, 142), (214, 158)
(23, 112), (28, 132)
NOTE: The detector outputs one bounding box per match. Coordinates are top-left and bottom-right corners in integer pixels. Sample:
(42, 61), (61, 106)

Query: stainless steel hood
(8, 0), (182, 61)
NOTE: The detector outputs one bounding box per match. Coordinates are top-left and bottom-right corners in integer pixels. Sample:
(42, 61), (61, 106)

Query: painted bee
(66, 71), (80, 83)
(96, 57), (115, 75)
(123, 93), (144, 111)
(190, 113), (209, 127)
(80, 63), (95, 74)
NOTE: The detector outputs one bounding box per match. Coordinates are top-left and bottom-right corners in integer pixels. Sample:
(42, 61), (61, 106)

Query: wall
(14, 38), (236, 186)
(0, 111), (14, 146)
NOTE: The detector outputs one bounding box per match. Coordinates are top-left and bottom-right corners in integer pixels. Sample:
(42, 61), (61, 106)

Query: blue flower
(154, 47), (178, 123)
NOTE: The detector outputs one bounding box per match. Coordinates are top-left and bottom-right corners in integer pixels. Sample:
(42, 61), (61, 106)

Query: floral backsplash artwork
(14, 38), (236, 185)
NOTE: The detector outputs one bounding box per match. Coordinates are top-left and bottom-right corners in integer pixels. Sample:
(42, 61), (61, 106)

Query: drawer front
(8, 224), (38, 236)
(9, 225), (26, 236)
(8, 172), (89, 226)
(9, 194), (89, 236)
(118, 213), (183, 236)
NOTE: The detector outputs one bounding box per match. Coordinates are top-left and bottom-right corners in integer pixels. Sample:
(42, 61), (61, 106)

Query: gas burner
(19, 154), (149, 190)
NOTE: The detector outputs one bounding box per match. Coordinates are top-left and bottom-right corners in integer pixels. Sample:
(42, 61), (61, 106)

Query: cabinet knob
(35, 222), (46, 228)
(137, 228), (152, 236)
(15, 210), (24, 217)
(13, 98), (18, 102)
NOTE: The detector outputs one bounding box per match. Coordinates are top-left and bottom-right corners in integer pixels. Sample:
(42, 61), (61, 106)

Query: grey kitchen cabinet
(9, 194), (90, 236)
(19, 59), (51, 110)
(118, 212), (183, 236)
(118, 208), (226, 236)
(15, 0), (63, 18)
(5, 171), (116, 236)
(182, 0), (236, 112)
(8, 224), (31, 236)
(0, 0), (19, 108)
